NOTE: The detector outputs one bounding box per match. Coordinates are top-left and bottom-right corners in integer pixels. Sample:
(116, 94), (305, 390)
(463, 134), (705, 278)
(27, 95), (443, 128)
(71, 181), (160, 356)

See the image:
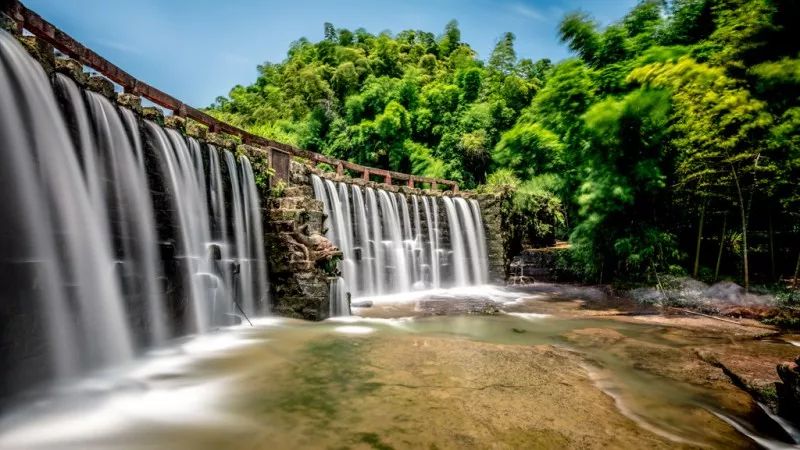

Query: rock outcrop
(777, 356), (800, 424)
(264, 161), (339, 320)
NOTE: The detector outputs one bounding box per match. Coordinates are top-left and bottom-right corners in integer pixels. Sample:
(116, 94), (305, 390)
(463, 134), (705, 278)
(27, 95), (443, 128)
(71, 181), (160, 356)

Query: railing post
(362, 169), (370, 181)
(407, 177), (414, 188)
(452, 183), (459, 193)
(432, 181), (438, 191)
(385, 174), (392, 185)
(336, 162), (343, 176)
(269, 147), (291, 187)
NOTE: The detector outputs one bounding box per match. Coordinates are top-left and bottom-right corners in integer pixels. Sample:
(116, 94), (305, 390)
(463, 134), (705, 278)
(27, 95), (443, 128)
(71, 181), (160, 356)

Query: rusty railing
(4, 1), (459, 192)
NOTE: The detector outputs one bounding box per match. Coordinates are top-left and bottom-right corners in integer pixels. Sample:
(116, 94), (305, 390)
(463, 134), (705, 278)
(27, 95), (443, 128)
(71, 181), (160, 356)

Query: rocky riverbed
(2, 284), (799, 449)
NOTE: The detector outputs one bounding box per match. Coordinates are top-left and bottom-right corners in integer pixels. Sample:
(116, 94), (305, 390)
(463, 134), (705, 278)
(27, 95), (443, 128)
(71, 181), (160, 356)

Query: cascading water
(0, 30), (134, 386)
(0, 30), (269, 401)
(310, 174), (488, 313)
(329, 277), (350, 317)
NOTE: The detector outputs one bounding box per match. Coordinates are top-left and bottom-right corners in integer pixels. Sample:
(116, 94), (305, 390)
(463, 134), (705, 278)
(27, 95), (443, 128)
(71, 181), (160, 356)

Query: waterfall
(442, 197), (468, 286)
(240, 157), (269, 316)
(0, 30), (269, 399)
(0, 30), (133, 382)
(422, 196), (441, 288)
(329, 277), (350, 317)
(351, 185), (374, 296)
(310, 174), (489, 310)
(367, 187), (386, 294)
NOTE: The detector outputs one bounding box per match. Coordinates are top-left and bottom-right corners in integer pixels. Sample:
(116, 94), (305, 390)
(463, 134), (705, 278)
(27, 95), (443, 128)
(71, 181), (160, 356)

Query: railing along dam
(2, 0), (460, 192)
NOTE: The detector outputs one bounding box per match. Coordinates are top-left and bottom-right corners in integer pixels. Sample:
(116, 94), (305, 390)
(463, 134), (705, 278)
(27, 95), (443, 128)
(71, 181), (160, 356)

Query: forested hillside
(209, 0), (800, 286)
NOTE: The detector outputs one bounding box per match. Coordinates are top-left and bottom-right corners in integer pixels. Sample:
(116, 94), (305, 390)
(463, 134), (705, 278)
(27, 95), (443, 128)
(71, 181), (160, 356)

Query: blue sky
(26, 0), (638, 107)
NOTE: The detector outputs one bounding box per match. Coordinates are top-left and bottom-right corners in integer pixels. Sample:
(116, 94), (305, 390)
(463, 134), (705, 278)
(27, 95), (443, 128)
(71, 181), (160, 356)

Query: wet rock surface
(265, 161), (338, 320)
(415, 297), (502, 316)
(777, 356), (800, 424)
(629, 276), (781, 318)
(6, 285), (800, 449)
(358, 283), (800, 433)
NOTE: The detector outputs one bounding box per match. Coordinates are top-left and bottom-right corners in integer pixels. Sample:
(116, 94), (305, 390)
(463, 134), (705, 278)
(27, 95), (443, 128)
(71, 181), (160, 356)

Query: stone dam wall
(266, 162), (508, 319)
(1, 26), (509, 324)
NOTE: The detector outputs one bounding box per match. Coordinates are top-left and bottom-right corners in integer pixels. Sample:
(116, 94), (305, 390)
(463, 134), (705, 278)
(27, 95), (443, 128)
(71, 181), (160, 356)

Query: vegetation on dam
(209, 0), (800, 287)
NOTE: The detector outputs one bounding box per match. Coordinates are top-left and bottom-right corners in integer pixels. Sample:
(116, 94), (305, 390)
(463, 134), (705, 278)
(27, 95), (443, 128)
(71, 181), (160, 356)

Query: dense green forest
(208, 0), (800, 287)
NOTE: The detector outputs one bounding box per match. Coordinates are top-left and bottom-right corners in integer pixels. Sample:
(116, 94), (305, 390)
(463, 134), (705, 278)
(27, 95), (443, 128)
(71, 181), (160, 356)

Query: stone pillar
(476, 193), (509, 284)
(264, 160), (340, 320)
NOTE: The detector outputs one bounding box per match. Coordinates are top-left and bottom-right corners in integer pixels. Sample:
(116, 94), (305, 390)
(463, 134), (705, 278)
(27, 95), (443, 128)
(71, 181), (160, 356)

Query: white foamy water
(0, 323), (273, 449)
(333, 326), (376, 335)
(351, 285), (529, 305)
(504, 312), (551, 320)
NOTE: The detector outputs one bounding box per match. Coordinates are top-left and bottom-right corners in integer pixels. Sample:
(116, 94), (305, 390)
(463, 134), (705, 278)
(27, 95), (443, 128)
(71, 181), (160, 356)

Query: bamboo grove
(208, 0), (800, 288)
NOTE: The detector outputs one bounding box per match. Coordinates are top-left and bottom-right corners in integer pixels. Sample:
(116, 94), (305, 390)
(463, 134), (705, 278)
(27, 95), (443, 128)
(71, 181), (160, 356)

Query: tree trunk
(730, 166), (749, 291)
(715, 214), (727, 282)
(693, 202), (706, 279)
(768, 209), (776, 281)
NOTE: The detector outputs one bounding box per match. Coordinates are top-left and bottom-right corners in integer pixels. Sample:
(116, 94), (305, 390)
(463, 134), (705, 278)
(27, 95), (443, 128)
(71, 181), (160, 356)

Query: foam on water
(352, 285), (529, 305)
(334, 326), (376, 335)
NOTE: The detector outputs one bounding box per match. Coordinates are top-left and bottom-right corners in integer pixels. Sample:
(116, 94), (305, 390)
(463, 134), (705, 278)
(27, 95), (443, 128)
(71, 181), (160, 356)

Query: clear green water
(0, 308), (796, 449)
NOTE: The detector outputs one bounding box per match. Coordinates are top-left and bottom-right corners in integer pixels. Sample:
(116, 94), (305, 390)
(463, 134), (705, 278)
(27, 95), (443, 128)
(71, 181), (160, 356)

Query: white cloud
(510, 3), (546, 21)
(94, 39), (143, 55)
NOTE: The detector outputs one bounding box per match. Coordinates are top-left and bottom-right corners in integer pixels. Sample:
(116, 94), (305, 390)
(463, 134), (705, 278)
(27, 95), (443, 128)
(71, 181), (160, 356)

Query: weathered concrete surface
(475, 192), (507, 284)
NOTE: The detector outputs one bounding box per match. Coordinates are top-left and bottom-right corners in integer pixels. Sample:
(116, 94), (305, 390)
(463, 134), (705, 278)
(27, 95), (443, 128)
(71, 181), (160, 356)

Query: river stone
(1, 11), (17, 35)
(142, 106), (164, 125)
(54, 58), (87, 85)
(351, 300), (373, 308)
(18, 35), (54, 75)
(164, 115), (185, 132)
(87, 75), (115, 99)
(116, 92), (142, 114)
(185, 120), (208, 139)
(777, 356), (800, 424)
(206, 132), (236, 150)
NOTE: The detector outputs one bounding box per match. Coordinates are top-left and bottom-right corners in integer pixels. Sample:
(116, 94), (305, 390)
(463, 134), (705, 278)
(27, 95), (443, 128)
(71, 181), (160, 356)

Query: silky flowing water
(1, 287), (796, 449)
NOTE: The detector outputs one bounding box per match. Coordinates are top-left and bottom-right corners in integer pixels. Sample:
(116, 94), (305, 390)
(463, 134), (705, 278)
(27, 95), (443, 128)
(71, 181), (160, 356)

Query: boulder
(164, 115), (186, 132)
(116, 92), (142, 114)
(55, 57), (87, 85)
(87, 75), (115, 99)
(777, 356), (800, 424)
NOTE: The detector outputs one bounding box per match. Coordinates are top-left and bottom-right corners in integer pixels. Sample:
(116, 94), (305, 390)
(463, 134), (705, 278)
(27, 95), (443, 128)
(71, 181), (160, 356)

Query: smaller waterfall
(241, 157), (269, 315)
(442, 197), (468, 286)
(147, 124), (215, 333)
(329, 277), (350, 317)
(367, 187), (386, 294)
(310, 174), (489, 312)
(351, 185), (374, 296)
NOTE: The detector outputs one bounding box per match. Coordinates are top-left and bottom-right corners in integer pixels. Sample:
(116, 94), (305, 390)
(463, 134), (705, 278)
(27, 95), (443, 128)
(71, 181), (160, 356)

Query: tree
(438, 20), (461, 56)
(493, 123), (562, 179)
(207, 2), (800, 286)
(324, 22), (337, 41)
(559, 13), (601, 65)
(572, 88), (675, 279)
(630, 57), (774, 289)
(488, 32), (517, 75)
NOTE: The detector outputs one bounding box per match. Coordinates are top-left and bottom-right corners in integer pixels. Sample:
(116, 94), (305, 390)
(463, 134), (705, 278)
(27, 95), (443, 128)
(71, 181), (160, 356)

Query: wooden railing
(4, 1), (459, 192)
